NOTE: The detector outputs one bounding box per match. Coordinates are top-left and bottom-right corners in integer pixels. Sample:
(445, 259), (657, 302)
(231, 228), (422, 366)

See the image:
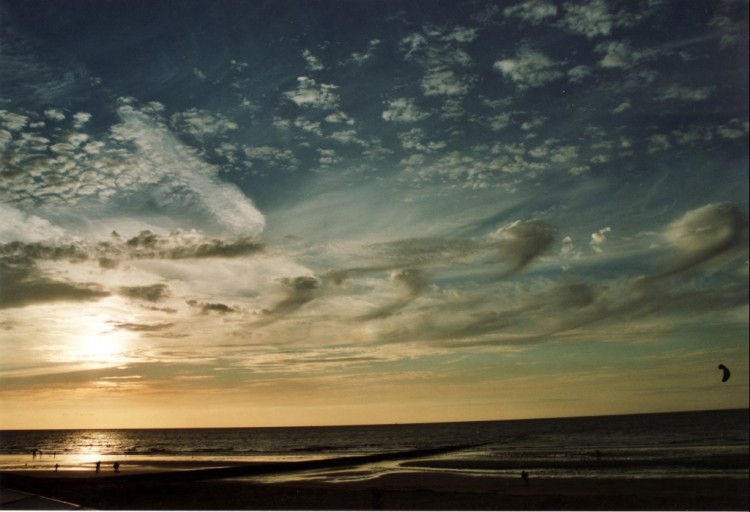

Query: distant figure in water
(521, 470), (529, 486)
(32, 449), (36, 459)
(55, 464), (59, 472)
(96, 461), (101, 473)
(114, 462), (120, 473)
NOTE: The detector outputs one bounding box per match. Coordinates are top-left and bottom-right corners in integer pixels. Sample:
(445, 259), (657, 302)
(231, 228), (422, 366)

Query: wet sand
(2, 466), (748, 510)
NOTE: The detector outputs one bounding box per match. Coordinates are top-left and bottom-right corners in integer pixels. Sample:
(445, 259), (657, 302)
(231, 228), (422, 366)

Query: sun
(77, 330), (127, 364)
(63, 311), (133, 365)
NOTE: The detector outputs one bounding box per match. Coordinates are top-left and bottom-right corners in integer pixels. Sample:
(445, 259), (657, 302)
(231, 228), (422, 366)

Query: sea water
(0, 409), (747, 481)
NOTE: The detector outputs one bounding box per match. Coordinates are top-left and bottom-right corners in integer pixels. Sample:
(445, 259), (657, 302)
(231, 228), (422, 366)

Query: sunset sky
(1, 0), (748, 429)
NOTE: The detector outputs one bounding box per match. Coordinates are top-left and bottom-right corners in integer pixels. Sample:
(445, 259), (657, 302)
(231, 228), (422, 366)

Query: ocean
(1, 409), (747, 482)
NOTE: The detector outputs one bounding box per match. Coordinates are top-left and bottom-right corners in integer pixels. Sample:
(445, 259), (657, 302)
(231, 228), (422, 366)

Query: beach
(1, 412), (747, 509)
(1, 459), (748, 510)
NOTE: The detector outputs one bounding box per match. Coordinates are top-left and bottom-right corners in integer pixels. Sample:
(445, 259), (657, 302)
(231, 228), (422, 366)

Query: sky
(0, 0), (748, 429)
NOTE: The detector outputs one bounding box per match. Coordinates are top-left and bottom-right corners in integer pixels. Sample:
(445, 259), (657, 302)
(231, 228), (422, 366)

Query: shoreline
(2, 466), (748, 510)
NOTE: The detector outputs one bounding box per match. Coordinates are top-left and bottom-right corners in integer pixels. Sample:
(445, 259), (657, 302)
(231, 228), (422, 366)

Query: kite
(718, 364), (731, 383)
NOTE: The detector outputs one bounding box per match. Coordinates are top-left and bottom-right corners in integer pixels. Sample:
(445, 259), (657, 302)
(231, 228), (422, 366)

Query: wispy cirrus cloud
(1, 100), (266, 238)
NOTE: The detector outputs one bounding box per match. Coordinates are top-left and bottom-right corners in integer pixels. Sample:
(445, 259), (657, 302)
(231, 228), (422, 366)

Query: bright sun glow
(60, 310), (133, 365)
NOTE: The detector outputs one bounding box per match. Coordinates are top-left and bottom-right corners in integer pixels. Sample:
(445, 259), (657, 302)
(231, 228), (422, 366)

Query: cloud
(494, 46), (564, 90)
(656, 84), (714, 102)
(170, 108), (238, 140)
(709, 2), (749, 49)
(400, 25), (477, 97)
(358, 268), (429, 320)
(0, 261), (108, 309)
(595, 40), (647, 68)
(302, 49), (325, 71)
(0, 203), (67, 243)
(365, 238), (481, 268)
(347, 39), (382, 65)
(186, 300), (238, 314)
(646, 133), (671, 153)
(421, 69), (472, 97)
(328, 129), (367, 146)
(560, 0), (641, 39)
(490, 220), (556, 273)
(243, 145), (299, 170)
(292, 117), (322, 136)
(261, 275), (320, 320)
(567, 65), (592, 83)
(590, 227), (611, 253)
(328, 221), (555, 286)
(611, 100), (631, 114)
(382, 98), (430, 123)
(0, 240), (89, 263)
(112, 103), (266, 236)
(398, 129), (446, 152)
(44, 108), (65, 121)
(73, 112), (91, 128)
(112, 321), (175, 332)
(503, 0), (558, 24)
(4, 100), (264, 238)
(408, 208), (746, 348)
(661, 203), (748, 275)
(119, 230), (264, 260)
(0, 230), (263, 268)
(0, 110), (29, 131)
(283, 76), (340, 109)
(119, 283), (170, 302)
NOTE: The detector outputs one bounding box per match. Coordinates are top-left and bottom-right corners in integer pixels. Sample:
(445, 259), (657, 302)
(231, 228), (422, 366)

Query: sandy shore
(2, 467), (748, 510)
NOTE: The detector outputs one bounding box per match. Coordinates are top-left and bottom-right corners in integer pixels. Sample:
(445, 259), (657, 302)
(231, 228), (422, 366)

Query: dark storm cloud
(0, 261), (108, 309)
(119, 283), (170, 302)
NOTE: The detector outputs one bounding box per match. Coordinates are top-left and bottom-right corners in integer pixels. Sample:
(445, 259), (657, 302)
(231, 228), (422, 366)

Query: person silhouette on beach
(521, 470), (529, 486)
(114, 462), (120, 473)
(55, 463), (59, 472)
(96, 461), (101, 473)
